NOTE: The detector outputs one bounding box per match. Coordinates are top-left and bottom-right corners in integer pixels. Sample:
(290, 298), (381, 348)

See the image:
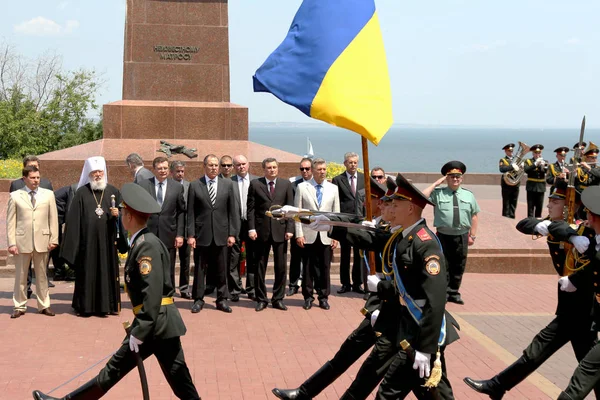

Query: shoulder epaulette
(500, 158), (509, 166)
(416, 228), (432, 242)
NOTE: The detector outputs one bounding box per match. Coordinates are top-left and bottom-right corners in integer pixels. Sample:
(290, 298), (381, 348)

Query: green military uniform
(32, 183), (200, 400)
(499, 143), (519, 219)
(464, 186), (597, 398)
(523, 144), (548, 218)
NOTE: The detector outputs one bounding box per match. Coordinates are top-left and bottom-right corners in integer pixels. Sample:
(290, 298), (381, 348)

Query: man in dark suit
(126, 153), (154, 184)
(229, 155), (258, 301)
(52, 182), (78, 281)
(139, 157), (186, 295)
(171, 160), (192, 299)
(10, 155), (55, 294)
(288, 157), (313, 296)
(248, 158), (294, 311)
(187, 154), (240, 314)
(331, 152), (365, 294)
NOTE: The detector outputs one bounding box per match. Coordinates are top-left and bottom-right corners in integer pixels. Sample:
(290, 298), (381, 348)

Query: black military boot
(272, 362), (337, 400)
(557, 392), (574, 400)
(33, 378), (105, 400)
(463, 377), (505, 399)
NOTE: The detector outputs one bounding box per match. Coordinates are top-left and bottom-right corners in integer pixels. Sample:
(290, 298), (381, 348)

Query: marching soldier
(499, 143), (520, 219)
(524, 144), (548, 218)
(575, 142), (600, 193)
(32, 183), (200, 400)
(272, 177), (393, 400)
(464, 183), (598, 399)
(546, 146), (569, 195)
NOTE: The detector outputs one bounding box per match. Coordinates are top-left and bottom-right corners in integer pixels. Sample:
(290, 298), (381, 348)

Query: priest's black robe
(61, 183), (128, 315)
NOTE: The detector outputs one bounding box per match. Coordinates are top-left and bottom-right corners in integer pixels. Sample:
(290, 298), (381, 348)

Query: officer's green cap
(581, 186), (600, 215)
(119, 183), (161, 214)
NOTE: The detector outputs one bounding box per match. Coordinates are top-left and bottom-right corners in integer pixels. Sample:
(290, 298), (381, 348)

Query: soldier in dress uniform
(523, 144), (548, 218)
(570, 141), (587, 165)
(32, 183), (200, 400)
(464, 183), (598, 399)
(272, 177), (393, 400)
(575, 142), (600, 193)
(499, 143), (520, 219)
(546, 147), (569, 195)
(552, 186), (600, 399)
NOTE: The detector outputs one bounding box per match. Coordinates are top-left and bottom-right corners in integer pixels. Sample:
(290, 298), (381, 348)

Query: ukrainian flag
(253, 0), (393, 145)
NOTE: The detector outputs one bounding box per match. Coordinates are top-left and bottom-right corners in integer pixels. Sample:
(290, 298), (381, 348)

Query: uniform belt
(527, 178), (545, 182)
(132, 297), (174, 315)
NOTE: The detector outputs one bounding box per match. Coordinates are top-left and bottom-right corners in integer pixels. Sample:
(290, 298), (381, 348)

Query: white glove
(558, 276), (577, 292)
(308, 215), (331, 231)
(370, 309), (380, 327)
(569, 236), (590, 254)
(367, 274), (381, 293)
(280, 205), (301, 214)
(361, 220), (376, 228)
(511, 163), (520, 172)
(129, 334), (143, 353)
(413, 351), (431, 378)
(534, 220), (552, 236)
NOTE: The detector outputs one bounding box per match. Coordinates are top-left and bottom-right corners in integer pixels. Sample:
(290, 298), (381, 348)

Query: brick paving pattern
(1, 272), (594, 399)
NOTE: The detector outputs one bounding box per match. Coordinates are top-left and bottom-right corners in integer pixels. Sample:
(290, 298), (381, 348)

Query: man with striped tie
(187, 154), (240, 314)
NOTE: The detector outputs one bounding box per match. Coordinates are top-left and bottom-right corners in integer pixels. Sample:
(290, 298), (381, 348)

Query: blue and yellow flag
(253, 0), (393, 145)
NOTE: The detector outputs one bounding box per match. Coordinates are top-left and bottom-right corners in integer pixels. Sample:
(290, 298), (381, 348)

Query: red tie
(269, 181), (275, 198)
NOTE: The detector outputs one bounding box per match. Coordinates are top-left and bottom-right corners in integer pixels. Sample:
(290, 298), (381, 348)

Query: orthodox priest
(61, 156), (128, 316)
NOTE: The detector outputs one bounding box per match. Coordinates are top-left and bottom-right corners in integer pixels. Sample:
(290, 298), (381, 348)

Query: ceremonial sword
(123, 321), (150, 400)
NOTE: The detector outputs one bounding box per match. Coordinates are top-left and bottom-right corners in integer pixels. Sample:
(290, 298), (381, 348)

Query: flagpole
(361, 137), (377, 275)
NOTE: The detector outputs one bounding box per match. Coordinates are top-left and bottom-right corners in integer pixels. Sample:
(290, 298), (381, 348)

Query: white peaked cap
(77, 156), (108, 189)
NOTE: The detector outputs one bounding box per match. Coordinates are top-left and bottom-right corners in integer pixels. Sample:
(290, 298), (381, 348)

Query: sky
(1, 0), (599, 128)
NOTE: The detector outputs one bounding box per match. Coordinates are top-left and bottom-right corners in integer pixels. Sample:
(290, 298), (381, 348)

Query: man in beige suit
(7, 165), (59, 318)
(295, 158), (340, 310)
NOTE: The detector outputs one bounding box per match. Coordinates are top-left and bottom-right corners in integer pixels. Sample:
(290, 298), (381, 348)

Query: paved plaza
(0, 272), (592, 400)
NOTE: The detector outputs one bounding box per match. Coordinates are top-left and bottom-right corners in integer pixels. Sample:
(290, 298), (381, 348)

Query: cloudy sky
(1, 0), (599, 128)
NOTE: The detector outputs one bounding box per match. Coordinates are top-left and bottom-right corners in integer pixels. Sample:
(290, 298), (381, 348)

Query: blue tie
(316, 184), (322, 207)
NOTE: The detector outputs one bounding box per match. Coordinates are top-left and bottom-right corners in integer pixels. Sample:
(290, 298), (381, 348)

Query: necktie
(208, 180), (216, 205)
(316, 184), (323, 207)
(269, 181), (275, 198)
(241, 178), (247, 219)
(452, 191), (460, 228)
(157, 182), (164, 207)
(29, 191), (36, 208)
(350, 175), (356, 195)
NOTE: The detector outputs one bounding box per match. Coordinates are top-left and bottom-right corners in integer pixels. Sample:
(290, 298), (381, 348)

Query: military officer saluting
(523, 144), (548, 218)
(546, 146), (570, 195)
(32, 183), (201, 400)
(499, 143), (520, 219)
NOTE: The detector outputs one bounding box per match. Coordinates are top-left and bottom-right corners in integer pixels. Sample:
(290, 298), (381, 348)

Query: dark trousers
(376, 349), (454, 399)
(339, 239), (363, 288)
(561, 339), (600, 399)
(436, 232), (468, 295)
(229, 220), (256, 295)
(501, 184), (519, 219)
(288, 237), (305, 288)
(527, 190), (544, 218)
(168, 246), (177, 291)
(303, 235), (332, 301)
(97, 336), (199, 399)
(177, 241), (191, 293)
(192, 242), (229, 302)
(255, 237), (287, 303)
(493, 315), (598, 395)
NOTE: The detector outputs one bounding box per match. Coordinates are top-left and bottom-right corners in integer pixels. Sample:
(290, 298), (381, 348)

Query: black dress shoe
(463, 377), (505, 400)
(191, 300), (205, 313)
(217, 301), (233, 313)
(272, 387), (307, 400)
(39, 308), (55, 316)
(318, 299), (330, 310)
(272, 300), (288, 311)
(241, 288), (247, 294)
(231, 293), (240, 302)
(247, 292), (256, 301)
(11, 310), (25, 319)
(33, 390), (60, 399)
(303, 299), (313, 310)
(363, 292), (370, 301)
(180, 291), (192, 300)
(352, 285), (365, 294)
(286, 287), (298, 296)
(255, 301), (268, 312)
(447, 294), (465, 305)
(337, 285), (351, 294)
